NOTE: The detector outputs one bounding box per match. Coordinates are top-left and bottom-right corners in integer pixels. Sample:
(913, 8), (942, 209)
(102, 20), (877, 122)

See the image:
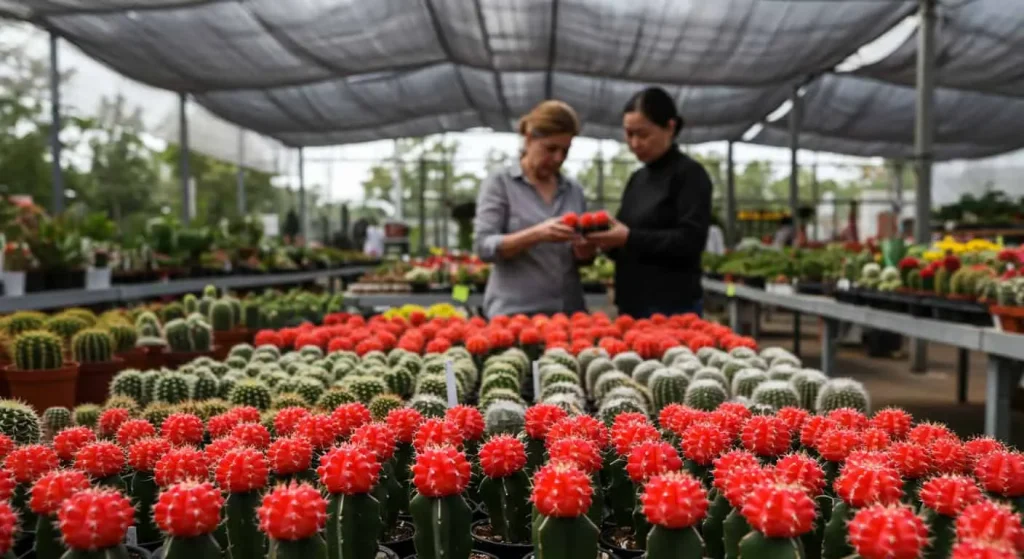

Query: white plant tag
(444, 360), (458, 408)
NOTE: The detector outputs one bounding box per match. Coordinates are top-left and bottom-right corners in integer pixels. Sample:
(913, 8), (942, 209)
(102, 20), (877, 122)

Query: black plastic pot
(522, 549), (617, 559)
(599, 525), (644, 559)
(469, 520), (533, 559)
(405, 552), (496, 559)
(380, 520), (416, 559)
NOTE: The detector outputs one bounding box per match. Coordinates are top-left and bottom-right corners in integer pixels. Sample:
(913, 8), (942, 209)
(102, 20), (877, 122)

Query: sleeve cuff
(478, 235), (505, 262)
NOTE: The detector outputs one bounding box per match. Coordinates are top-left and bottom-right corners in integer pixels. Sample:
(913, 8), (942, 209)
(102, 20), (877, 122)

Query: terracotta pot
(163, 348), (219, 370)
(116, 347), (150, 371)
(139, 345), (169, 370)
(3, 362), (79, 411)
(990, 305), (1024, 334)
(214, 329), (252, 359)
(77, 357), (126, 405)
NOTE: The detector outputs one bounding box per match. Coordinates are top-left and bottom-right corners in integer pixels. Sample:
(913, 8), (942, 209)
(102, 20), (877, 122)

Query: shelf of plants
(0, 295), (1019, 559)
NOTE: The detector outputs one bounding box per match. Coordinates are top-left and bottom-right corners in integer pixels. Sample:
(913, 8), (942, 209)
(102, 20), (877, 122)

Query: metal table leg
(822, 318), (839, 377)
(984, 357), (1018, 440)
(956, 348), (969, 404)
(751, 303), (761, 340)
(910, 339), (928, 373)
(793, 311), (801, 358)
(728, 299), (740, 334)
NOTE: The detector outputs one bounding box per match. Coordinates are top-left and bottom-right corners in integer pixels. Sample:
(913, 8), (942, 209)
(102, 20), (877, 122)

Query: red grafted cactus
(815, 428), (863, 463)
(799, 416), (837, 449)
(531, 461), (593, 518)
(230, 422), (271, 450)
(206, 413), (242, 441)
(228, 406), (261, 424)
(929, 437), (968, 475)
(97, 408), (131, 439)
(833, 459), (904, 508)
(847, 504), (928, 559)
(0, 435), (13, 463)
(547, 436), (603, 474)
(918, 474), (982, 516)
(861, 428), (891, 452)
(611, 412), (650, 433)
(0, 469), (14, 501)
(964, 436), (1006, 469)
(294, 414), (340, 451)
(717, 402), (752, 420)
(272, 407), (311, 438)
(869, 408), (913, 441)
(955, 500), (1024, 553)
(465, 334), (490, 356)
(203, 437), (241, 469)
(659, 404), (704, 437)
(413, 418), (464, 453)
(154, 446), (208, 487)
(775, 407), (809, 434)
(706, 409), (745, 442)
(30, 469), (91, 516)
(215, 447), (269, 493)
(350, 422), (397, 462)
(160, 413), (205, 447)
(640, 471), (708, 529)
(115, 419), (156, 448)
(524, 404), (568, 440)
(0, 501), (17, 556)
(950, 539), (1018, 559)
(827, 408), (868, 431)
(973, 450), (1024, 497)
(258, 482), (327, 541)
(774, 452), (826, 497)
(740, 415), (792, 458)
(53, 427), (97, 462)
(317, 443), (380, 495)
(711, 450), (760, 492)
(385, 408), (424, 444)
(907, 422), (957, 446)
(681, 422), (730, 466)
(888, 442), (933, 480)
(477, 434), (527, 478)
(445, 406), (485, 443)
(57, 488), (135, 551)
(127, 437), (171, 473)
(330, 402), (372, 439)
(626, 440), (683, 484)
(74, 441), (125, 480)
(720, 465), (774, 509)
(546, 415), (609, 450)
(267, 436), (313, 476)
(741, 481), (817, 538)
(411, 445), (472, 498)
(153, 481), (224, 537)
(4, 444), (59, 484)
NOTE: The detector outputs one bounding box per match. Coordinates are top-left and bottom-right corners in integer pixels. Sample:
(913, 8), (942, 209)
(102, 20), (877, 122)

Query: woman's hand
(572, 237), (597, 261)
(529, 218), (577, 244)
(587, 220), (630, 250)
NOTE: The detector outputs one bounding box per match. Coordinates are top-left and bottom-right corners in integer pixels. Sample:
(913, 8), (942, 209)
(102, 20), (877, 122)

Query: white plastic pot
(86, 266), (112, 291)
(2, 271), (26, 297)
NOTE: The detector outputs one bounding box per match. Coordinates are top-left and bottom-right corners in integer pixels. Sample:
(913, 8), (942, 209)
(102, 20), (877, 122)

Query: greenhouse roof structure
(2, 0), (1022, 159)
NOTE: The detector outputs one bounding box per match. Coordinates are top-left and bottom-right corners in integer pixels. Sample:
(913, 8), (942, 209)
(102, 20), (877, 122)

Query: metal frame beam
(298, 147), (307, 240)
(179, 92), (191, 223)
(49, 32), (63, 214)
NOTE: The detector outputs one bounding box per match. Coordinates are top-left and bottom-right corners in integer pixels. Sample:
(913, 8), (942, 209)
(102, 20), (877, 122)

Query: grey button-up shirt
(474, 162), (587, 317)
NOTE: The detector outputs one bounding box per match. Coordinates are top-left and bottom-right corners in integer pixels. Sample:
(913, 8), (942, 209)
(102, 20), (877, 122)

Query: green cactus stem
(525, 436), (547, 476)
(34, 516), (64, 559)
(603, 452), (633, 526)
(738, 531), (803, 559)
(478, 470), (531, 544)
(267, 536), (328, 559)
(326, 493), (382, 559)
(224, 491), (266, 559)
(722, 507), (751, 559)
(534, 514), (599, 559)
(646, 525), (703, 559)
(161, 532), (222, 559)
(128, 472), (162, 544)
(921, 508), (956, 559)
(61, 547), (132, 559)
(702, 489), (731, 559)
(409, 493), (472, 559)
(821, 501), (853, 559)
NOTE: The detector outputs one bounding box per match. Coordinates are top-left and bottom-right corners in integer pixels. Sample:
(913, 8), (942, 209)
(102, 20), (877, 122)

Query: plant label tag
(444, 360), (458, 408)
(837, 279), (851, 291)
(125, 527), (137, 546)
(452, 284), (470, 303)
(532, 361), (541, 403)
(726, 283), (736, 297)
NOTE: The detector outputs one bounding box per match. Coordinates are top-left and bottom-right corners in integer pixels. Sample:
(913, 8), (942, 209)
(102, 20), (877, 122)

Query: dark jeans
(618, 300), (703, 319)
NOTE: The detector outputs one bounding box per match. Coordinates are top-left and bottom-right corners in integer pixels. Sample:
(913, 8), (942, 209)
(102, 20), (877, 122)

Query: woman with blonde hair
(474, 100), (593, 317)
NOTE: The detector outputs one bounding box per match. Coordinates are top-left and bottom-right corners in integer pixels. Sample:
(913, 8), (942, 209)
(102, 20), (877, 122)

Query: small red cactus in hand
(848, 504), (928, 559)
(203, 437), (241, 469)
(207, 413), (242, 440)
(640, 471), (708, 529)
(230, 422), (271, 450)
(30, 469), (91, 515)
(385, 408), (424, 444)
(412, 445), (472, 498)
(547, 436), (603, 474)
(477, 435), (526, 478)
(626, 441), (682, 484)
(74, 441), (125, 479)
(870, 408), (913, 440)
(154, 446), (208, 487)
(351, 422), (397, 462)
(161, 413), (205, 447)
(524, 404), (568, 440)
(740, 415), (792, 458)
(115, 419), (156, 448)
(53, 426), (97, 462)
(154, 481), (224, 537)
(919, 474), (982, 516)
(267, 436), (313, 476)
(258, 482), (327, 541)
(681, 422), (730, 466)
(4, 444), (59, 484)
(0, 501), (17, 555)
(318, 443), (380, 495)
(413, 419), (464, 453)
(741, 481), (817, 538)
(531, 461), (593, 518)
(956, 500), (1024, 553)
(774, 453), (826, 497)
(888, 442), (933, 479)
(57, 488), (135, 550)
(445, 406), (485, 442)
(973, 450), (1024, 497)
(126, 437), (171, 473)
(331, 403), (372, 439)
(215, 447), (269, 493)
(273, 407), (311, 438)
(97, 408), (131, 439)
(833, 459), (903, 508)
(815, 428), (863, 463)
(295, 414), (340, 451)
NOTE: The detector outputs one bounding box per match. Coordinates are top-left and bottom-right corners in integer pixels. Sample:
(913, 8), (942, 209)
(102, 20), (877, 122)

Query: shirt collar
(509, 160), (569, 193)
(646, 144), (682, 170)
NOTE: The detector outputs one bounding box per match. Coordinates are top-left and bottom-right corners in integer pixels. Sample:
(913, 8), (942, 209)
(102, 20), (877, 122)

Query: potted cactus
(163, 314), (217, 369)
(72, 328), (125, 405)
(214, 447), (269, 559)
(989, 278), (1024, 333)
(126, 437), (172, 547)
(106, 321), (144, 371)
(317, 443), (383, 559)
(847, 503), (928, 559)
(29, 469), (92, 559)
(530, 461), (599, 559)
(409, 445), (474, 559)
(3, 330), (79, 411)
(210, 297), (249, 360)
(153, 481), (224, 558)
(640, 472), (708, 559)
(55, 488), (139, 559)
(473, 435), (532, 559)
(258, 482), (329, 558)
(737, 480), (817, 559)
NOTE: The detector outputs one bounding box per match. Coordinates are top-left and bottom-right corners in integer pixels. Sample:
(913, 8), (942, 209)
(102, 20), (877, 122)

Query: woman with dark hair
(587, 87), (712, 318)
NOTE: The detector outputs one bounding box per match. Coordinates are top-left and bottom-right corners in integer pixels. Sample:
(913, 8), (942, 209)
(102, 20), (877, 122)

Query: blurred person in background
(588, 87), (712, 318)
(474, 100), (593, 317)
(705, 214), (726, 255)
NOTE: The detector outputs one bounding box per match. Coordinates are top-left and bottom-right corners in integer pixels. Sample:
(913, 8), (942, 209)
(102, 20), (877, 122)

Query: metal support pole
(298, 148), (307, 240)
(418, 157), (427, 256)
(793, 311), (801, 358)
(751, 303), (761, 340)
(726, 141), (737, 247)
(596, 153), (606, 210)
(810, 163), (819, 242)
(393, 140), (404, 221)
(178, 92), (191, 224)
(236, 129), (246, 215)
(956, 348), (969, 404)
(821, 318), (839, 376)
(789, 86), (802, 236)
(441, 156), (450, 249)
(48, 32), (64, 214)
(728, 299), (741, 334)
(912, 0), (936, 373)
(984, 357), (1018, 440)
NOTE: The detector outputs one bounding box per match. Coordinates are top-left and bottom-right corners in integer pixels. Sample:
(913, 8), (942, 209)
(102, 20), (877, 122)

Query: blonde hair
(517, 100), (580, 138)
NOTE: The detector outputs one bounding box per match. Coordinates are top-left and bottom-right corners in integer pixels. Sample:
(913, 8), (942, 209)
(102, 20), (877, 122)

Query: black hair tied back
(624, 87), (684, 137)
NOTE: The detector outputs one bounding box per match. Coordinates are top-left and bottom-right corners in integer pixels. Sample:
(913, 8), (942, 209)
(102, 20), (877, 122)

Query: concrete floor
(750, 311), (1024, 448)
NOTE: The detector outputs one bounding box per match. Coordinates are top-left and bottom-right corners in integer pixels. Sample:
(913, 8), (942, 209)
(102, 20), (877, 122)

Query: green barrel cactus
(229, 379), (273, 411)
(815, 378), (870, 414)
(71, 328), (115, 364)
(109, 370), (146, 403)
(271, 393), (310, 411)
(183, 294), (199, 315)
(160, 302), (186, 323)
(584, 357), (616, 394)
(483, 400), (526, 436)
(293, 377), (326, 406)
(649, 368), (690, 411)
(5, 311), (46, 336)
(612, 351), (643, 375)
(345, 376), (390, 405)
(155, 372), (192, 404)
(315, 387), (357, 411)
(12, 330), (65, 370)
(209, 300), (235, 332)
(597, 396), (648, 426)
(383, 368), (415, 399)
(107, 323), (138, 354)
(750, 380), (801, 410)
(691, 368), (729, 394)
(731, 369), (768, 399)
(192, 370), (220, 401)
(73, 403), (102, 429)
(164, 319), (192, 353)
(409, 394), (448, 418)
(683, 379), (728, 411)
(631, 360), (663, 388)
(368, 394), (405, 421)
(789, 369), (828, 410)
(594, 371), (631, 403)
(0, 400), (42, 445)
(576, 347), (609, 375)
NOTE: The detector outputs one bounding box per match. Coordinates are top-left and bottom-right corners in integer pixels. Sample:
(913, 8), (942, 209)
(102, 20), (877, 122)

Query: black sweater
(611, 146), (712, 314)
